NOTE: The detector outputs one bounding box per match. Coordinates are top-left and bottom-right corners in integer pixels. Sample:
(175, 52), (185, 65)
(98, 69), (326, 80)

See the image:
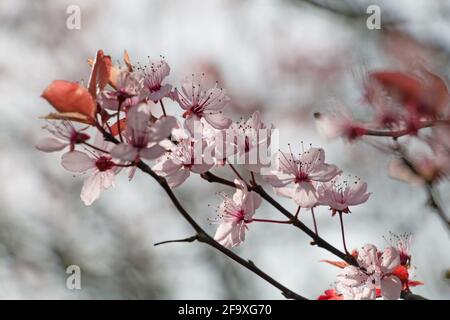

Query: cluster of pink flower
(36, 50), (422, 300)
(319, 233), (423, 300)
(315, 67), (450, 186)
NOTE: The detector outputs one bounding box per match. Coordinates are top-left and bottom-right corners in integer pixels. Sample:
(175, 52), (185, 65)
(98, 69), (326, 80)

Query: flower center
(95, 156), (115, 172)
(294, 171), (310, 183)
(230, 209), (245, 222)
(148, 83), (162, 93)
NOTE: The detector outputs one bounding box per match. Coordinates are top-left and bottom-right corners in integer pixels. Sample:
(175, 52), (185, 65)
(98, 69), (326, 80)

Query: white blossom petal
(61, 151), (95, 173)
(35, 137), (68, 152)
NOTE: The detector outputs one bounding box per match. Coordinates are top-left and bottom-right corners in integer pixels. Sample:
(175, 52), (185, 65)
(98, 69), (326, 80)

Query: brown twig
(425, 183), (450, 231)
(96, 123), (427, 300)
(201, 171), (429, 300)
(395, 145), (450, 231)
(202, 171), (358, 266)
(363, 119), (450, 139)
(99, 128), (306, 300)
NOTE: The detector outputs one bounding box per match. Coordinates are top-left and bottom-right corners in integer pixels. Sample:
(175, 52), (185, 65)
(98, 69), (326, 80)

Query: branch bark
(201, 171), (429, 300)
(100, 128), (307, 300)
(202, 171), (358, 266)
(425, 183), (450, 231)
(98, 124), (427, 300)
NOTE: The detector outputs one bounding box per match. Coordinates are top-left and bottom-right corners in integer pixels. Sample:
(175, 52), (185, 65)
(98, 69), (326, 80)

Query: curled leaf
(41, 80), (96, 120)
(110, 118), (127, 136)
(369, 71), (423, 105)
(88, 50), (112, 98)
(124, 50), (133, 72)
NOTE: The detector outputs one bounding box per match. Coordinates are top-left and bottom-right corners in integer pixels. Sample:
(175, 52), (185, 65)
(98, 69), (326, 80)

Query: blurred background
(0, 0), (449, 299)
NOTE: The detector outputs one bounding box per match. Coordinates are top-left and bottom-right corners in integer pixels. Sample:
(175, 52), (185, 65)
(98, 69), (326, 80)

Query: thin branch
(250, 218), (293, 224)
(338, 212), (350, 255)
(425, 183), (450, 231)
(202, 171), (358, 266)
(363, 119), (450, 139)
(395, 145), (450, 231)
(201, 171), (429, 300)
(228, 163), (246, 182)
(401, 291), (428, 300)
(98, 125), (427, 300)
(311, 207), (319, 235)
(159, 100), (167, 117)
(297, 0), (403, 26)
(154, 235), (198, 246)
(251, 172), (257, 186)
(99, 128), (307, 300)
(201, 172), (236, 188)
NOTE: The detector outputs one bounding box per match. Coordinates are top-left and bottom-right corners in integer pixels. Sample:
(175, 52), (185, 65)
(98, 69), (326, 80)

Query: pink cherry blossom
(211, 179), (262, 248)
(172, 75), (231, 131)
(335, 282), (376, 300)
(224, 111), (274, 172)
(60, 135), (118, 206)
(142, 59), (172, 102)
(263, 147), (341, 208)
(336, 244), (402, 300)
(384, 232), (412, 266)
(317, 176), (371, 215)
(35, 121), (90, 152)
(110, 103), (176, 162)
(314, 112), (367, 141)
(99, 70), (143, 111)
(152, 132), (214, 188)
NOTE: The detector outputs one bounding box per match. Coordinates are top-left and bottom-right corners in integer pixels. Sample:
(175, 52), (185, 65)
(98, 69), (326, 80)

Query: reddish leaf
(123, 50), (133, 72)
(375, 288), (381, 297)
(369, 71), (424, 104)
(88, 50), (112, 98)
(110, 118), (127, 136)
(88, 55), (118, 89)
(408, 280), (424, 287)
(317, 289), (343, 300)
(421, 68), (450, 115)
(392, 265), (409, 283)
(41, 80), (96, 120)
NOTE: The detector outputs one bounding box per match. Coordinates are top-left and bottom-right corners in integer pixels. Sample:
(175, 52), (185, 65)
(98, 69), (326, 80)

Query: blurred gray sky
(0, 0), (449, 299)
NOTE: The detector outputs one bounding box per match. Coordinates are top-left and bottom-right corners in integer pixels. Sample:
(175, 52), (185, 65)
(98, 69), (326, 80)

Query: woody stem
(338, 212), (349, 255)
(228, 163), (246, 182)
(83, 142), (109, 154)
(116, 99), (124, 142)
(249, 218), (292, 224)
(311, 207), (319, 235)
(159, 100), (167, 117)
(251, 171), (257, 186)
(97, 128), (306, 300)
(294, 206), (301, 220)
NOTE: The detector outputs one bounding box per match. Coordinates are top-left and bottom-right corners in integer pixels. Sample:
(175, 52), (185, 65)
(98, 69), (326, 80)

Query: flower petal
(381, 276), (402, 300)
(140, 144), (166, 160)
(110, 143), (139, 161)
(61, 151), (95, 173)
(165, 168), (190, 188)
(337, 266), (368, 287)
(357, 244), (378, 269)
(380, 246), (400, 273)
(35, 137), (68, 152)
(242, 191), (262, 219)
(292, 182), (318, 208)
(203, 113), (232, 129)
(214, 221), (244, 248)
(80, 173), (102, 206)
